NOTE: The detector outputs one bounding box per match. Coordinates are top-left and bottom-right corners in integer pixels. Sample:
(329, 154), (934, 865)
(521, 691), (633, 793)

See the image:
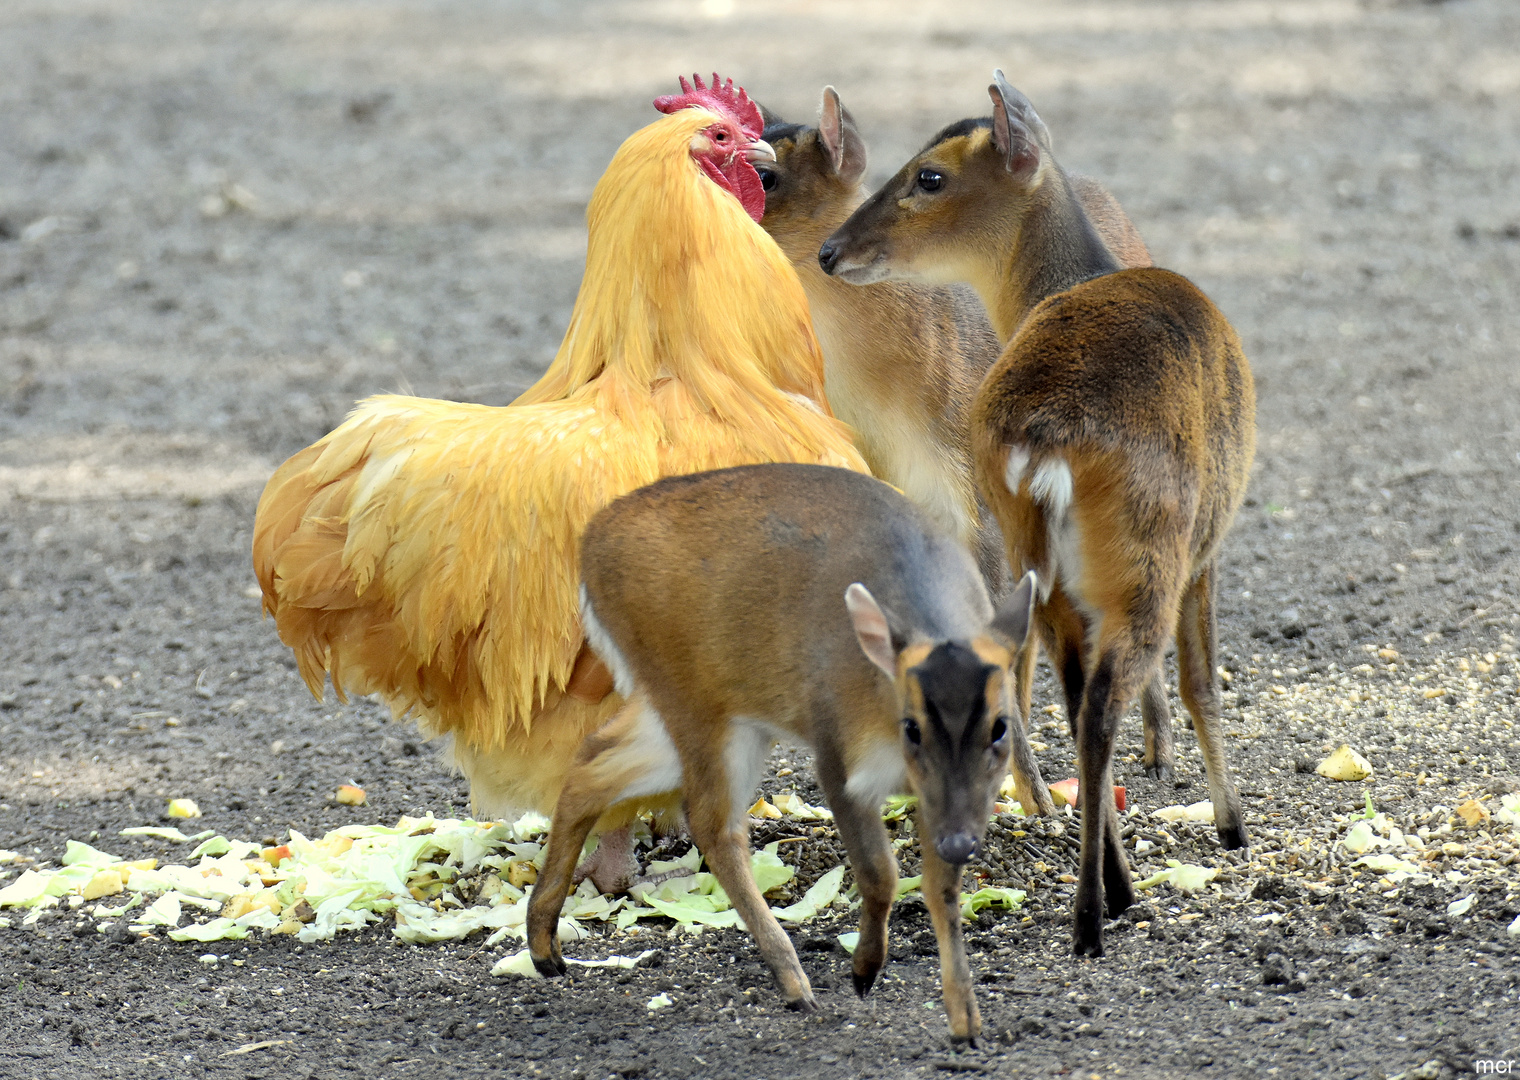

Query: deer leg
(815, 758), (897, 998)
(1039, 588), (1088, 744)
(681, 738), (815, 1012)
(526, 695), (680, 976)
(1177, 563), (1248, 850)
(1072, 644), (1154, 958)
(917, 819), (980, 1042)
(1006, 641), (1056, 816)
(1140, 670), (1175, 782)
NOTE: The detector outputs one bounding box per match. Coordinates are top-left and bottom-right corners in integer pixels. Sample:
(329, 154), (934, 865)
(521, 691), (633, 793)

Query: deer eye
(902, 717), (922, 746)
(758, 168), (779, 192)
(917, 169), (943, 192)
(990, 716), (1009, 745)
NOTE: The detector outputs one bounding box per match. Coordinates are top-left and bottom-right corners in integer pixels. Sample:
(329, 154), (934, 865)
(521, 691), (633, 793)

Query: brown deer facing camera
(525, 464), (1039, 1040)
(820, 72), (1256, 957)
(757, 88), (1175, 810)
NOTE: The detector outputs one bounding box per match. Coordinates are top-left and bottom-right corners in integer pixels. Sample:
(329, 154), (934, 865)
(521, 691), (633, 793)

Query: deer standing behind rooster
(252, 76), (868, 892)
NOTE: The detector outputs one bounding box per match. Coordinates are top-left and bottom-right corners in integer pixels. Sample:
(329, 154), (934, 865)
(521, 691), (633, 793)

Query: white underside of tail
(1029, 458), (1073, 523)
(580, 586), (635, 697)
(1002, 445), (1030, 495)
(1004, 447), (1082, 606)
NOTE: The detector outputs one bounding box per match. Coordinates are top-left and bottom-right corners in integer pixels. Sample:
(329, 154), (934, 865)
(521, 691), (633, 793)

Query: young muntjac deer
(757, 88), (1172, 813)
(525, 463), (1039, 1040)
(819, 72), (1256, 958)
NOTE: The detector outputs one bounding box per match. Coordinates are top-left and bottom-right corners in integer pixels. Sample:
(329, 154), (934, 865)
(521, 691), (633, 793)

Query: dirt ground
(3, 1), (1519, 1077)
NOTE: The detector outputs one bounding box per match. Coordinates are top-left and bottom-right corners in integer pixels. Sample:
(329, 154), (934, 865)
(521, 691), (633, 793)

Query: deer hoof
(531, 953), (567, 978)
(1143, 762), (1173, 783)
(785, 993), (819, 1014)
(852, 967), (880, 999)
(1073, 918), (1105, 959)
(1217, 822), (1249, 850)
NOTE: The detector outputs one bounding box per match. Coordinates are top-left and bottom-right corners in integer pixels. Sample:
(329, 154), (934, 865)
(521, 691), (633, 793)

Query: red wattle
(697, 156), (766, 224)
(727, 158), (766, 223)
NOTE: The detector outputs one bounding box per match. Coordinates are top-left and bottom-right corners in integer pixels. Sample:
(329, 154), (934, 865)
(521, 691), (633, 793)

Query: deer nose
(818, 239), (841, 275)
(935, 831), (978, 865)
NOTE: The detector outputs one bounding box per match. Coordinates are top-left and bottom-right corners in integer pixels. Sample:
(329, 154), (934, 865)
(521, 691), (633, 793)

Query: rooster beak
(744, 139), (776, 164)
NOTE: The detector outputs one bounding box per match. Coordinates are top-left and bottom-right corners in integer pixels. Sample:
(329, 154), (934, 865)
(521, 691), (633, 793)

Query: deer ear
(991, 70), (1052, 149)
(989, 571), (1037, 649)
(988, 72), (1043, 176)
(846, 583), (902, 679)
(819, 86), (868, 186)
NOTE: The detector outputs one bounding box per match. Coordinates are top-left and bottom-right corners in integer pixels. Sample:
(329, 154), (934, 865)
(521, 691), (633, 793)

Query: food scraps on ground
(1316, 744), (1373, 782)
(1047, 777), (1126, 812)
(1152, 801), (1216, 824)
(1134, 860), (1219, 894)
(0, 796), (1007, 952)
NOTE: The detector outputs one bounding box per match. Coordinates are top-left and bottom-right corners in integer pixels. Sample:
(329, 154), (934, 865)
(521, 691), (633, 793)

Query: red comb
(654, 73), (764, 140)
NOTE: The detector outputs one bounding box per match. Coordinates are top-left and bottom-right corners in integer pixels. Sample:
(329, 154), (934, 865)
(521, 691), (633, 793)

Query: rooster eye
(758, 168), (778, 192)
(917, 169), (943, 192)
(990, 716), (1008, 745)
(902, 717), (922, 746)
(713, 129), (729, 142)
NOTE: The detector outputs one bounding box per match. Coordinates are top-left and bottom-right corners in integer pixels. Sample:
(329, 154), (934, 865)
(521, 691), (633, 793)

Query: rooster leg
(572, 825), (697, 895)
(571, 825), (643, 895)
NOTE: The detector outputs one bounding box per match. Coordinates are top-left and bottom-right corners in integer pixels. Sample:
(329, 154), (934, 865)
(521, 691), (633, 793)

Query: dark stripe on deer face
(904, 641), (1006, 865)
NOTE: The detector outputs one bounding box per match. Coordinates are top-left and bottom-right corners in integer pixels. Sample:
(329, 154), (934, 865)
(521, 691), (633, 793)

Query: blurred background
(2, 0), (1516, 472)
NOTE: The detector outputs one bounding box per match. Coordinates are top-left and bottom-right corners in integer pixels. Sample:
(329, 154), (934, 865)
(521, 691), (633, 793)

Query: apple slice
(1048, 778), (1079, 808)
(1047, 778), (1127, 812)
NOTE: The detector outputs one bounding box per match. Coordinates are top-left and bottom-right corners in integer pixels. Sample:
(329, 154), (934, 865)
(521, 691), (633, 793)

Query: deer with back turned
(819, 72), (1256, 957)
(525, 463), (1039, 1040)
(756, 85), (1174, 811)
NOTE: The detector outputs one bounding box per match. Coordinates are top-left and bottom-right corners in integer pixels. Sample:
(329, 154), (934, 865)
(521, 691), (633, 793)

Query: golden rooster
(253, 75), (868, 889)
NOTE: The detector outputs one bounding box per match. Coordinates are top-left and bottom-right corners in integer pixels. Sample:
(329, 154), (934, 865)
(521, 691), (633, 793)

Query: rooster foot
(572, 825), (641, 895)
(572, 825), (697, 895)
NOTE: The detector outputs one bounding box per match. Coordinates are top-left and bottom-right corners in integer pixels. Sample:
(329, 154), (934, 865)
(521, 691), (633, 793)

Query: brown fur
(759, 89), (1152, 594)
(525, 464), (1038, 1041)
(765, 89), (1170, 815)
(822, 74), (1256, 958)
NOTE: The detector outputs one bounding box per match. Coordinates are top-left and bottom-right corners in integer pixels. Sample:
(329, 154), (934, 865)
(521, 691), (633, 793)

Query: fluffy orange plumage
(252, 105), (869, 818)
